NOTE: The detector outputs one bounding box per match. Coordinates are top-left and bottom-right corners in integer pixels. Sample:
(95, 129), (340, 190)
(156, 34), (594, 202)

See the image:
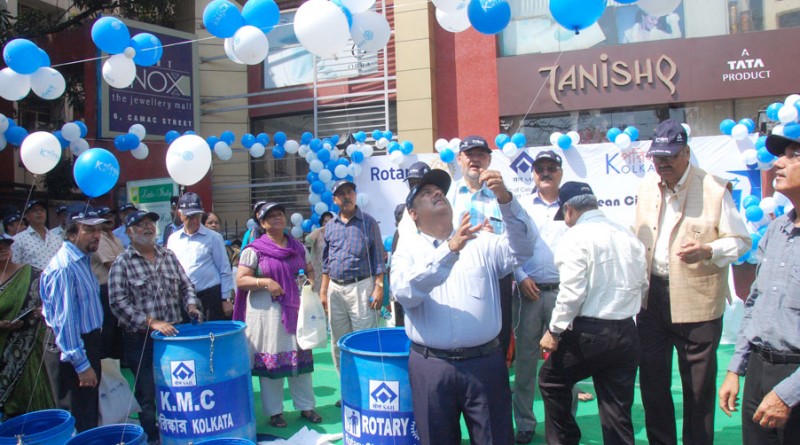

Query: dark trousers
(99, 284), (123, 360)
(197, 284), (224, 321)
(538, 317), (640, 445)
(123, 331), (159, 442)
(408, 346), (513, 445)
(638, 276), (722, 445)
(43, 328), (102, 433)
(742, 352), (800, 444)
(499, 273), (513, 358)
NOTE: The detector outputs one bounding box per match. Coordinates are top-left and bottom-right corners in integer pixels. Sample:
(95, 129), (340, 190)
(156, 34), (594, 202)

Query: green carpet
(253, 343), (742, 444)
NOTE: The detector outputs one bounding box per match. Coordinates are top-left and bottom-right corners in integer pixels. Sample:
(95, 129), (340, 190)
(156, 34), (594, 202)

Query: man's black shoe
(515, 430), (534, 444)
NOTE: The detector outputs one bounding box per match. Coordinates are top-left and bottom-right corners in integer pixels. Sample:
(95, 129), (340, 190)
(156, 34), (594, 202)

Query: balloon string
(514, 49), (564, 135)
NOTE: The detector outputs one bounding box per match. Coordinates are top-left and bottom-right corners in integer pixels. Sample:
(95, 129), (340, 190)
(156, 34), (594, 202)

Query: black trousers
(538, 317), (640, 445)
(742, 351), (800, 445)
(98, 284), (123, 360)
(123, 331), (159, 442)
(499, 273), (513, 359)
(196, 284), (224, 321)
(408, 346), (513, 445)
(638, 275), (722, 445)
(43, 328), (102, 433)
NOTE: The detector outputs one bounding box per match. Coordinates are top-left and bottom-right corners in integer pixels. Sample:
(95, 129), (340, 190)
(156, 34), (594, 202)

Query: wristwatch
(549, 328), (561, 340)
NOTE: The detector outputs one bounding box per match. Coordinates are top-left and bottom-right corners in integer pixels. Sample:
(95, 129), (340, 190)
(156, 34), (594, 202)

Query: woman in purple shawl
(235, 202), (322, 428)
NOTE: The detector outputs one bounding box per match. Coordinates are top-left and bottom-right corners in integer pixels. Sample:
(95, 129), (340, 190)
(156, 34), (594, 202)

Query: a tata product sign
(498, 28), (800, 115)
(100, 20), (199, 138)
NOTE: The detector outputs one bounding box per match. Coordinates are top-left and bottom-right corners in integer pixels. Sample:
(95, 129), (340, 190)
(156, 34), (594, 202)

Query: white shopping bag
(98, 358), (141, 425)
(296, 285), (328, 350)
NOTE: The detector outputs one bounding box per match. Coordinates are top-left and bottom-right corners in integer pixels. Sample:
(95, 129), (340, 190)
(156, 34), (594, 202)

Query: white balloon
(250, 142), (266, 158)
(103, 54), (137, 89)
(309, 193), (321, 204)
(433, 0), (467, 13)
(778, 105), (798, 125)
(615, 133), (632, 149)
(345, 144), (358, 156)
(376, 137), (389, 149)
(298, 144), (310, 157)
(772, 124), (785, 136)
(0, 134), (6, 152)
(129, 124), (147, 140)
(502, 142), (518, 158)
(232, 26), (269, 65)
(69, 138), (89, 156)
(785, 94), (800, 107)
(351, 11), (391, 53)
(318, 169), (333, 183)
(314, 202), (329, 214)
(341, 0), (375, 14)
(434, 138), (449, 152)
(131, 142), (149, 160)
(638, 0), (681, 17)
(741, 149), (758, 165)
(356, 192), (369, 206)
(291, 226), (304, 239)
(550, 132), (562, 147)
(731, 124), (749, 140)
(304, 151), (317, 163)
(449, 138), (462, 149)
(223, 37), (243, 64)
(567, 130), (580, 146)
(760, 197), (777, 215)
(294, 0), (350, 58)
(681, 123), (692, 137)
(322, 142), (333, 151)
(215, 141), (232, 160)
(61, 122), (81, 142)
(435, 6), (471, 33)
(334, 164), (349, 178)
(284, 140), (300, 154)
(309, 160), (324, 173)
(757, 160), (774, 171)
(30, 67), (66, 100)
(290, 213), (303, 225)
(166, 135), (213, 186)
(349, 163), (363, 177)
(389, 150), (404, 165)
(362, 144), (374, 157)
(774, 192), (790, 207)
(0, 68), (31, 101)
(20, 132), (62, 175)
(0, 114), (8, 133)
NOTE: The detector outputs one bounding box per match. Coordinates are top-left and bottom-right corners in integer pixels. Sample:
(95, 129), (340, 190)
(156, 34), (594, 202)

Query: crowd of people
(1, 118), (798, 445)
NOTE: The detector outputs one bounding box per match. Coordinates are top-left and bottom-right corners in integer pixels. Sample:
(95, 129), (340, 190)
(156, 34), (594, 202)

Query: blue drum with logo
(65, 424), (144, 445)
(0, 409), (74, 445)
(338, 327), (420, 445)
(152, 321), (256, 444)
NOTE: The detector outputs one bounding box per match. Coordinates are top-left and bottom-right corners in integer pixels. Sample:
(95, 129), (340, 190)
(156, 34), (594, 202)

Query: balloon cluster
(294, 0), (391, 58)
(605, 126), (641, 150)
(548, 131), (581, 150)
(112, 124), (150, 160)
(0, 114), (30, 151)
(495, 133), (527, 157)
(205, 0), (277, 65)
(720, 118), (756, 141)
(92, 17), (164, 89)
(0, 39), (65, 101)
(735, 192), (790, 265)
(57, 121), (90, 156)
(434, 0), (511, 35)
(433, 137), (463, 163)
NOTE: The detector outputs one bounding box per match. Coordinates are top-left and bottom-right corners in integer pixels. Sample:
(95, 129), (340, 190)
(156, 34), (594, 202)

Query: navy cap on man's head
(126, 210), (160, 228)
(68, 209), (108, 226)
(766, 123), (800, 157)
(177, 192), (204, 216)
(97, 206), (115, 218)
(533, 150), (563, 167)
(55, 204), (69, 215)
(405, 169), (452, 210)
(554, 181), (595, 221)
(117, 203), (137, 213)
(406, 162), (431, 181)
(23, 200), (45, 214)
(332, 179), (356, 196)
(3, 212), (22, 225)
(648, 120), (689, 157)
(458, 135), (491, 154)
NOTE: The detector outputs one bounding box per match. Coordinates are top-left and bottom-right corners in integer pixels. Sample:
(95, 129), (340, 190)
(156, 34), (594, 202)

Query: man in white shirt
(13, 200), (62, 270)
(392, 168), (534, 445)
(538, 181), (648, 445)
(49, 204), (68, 239)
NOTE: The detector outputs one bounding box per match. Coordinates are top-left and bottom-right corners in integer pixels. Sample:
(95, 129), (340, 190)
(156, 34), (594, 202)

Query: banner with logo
(126, 178), (178, 238)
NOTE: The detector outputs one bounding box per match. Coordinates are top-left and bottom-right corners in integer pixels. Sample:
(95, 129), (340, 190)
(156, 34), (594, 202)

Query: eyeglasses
(534, 165), (561, 174)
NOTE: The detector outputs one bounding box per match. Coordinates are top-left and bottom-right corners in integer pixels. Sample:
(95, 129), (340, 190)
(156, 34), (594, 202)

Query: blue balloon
(330, 203), (340, 213)
(53, 131), (70, 149)
(756, 147), (775, 164)
(495, 134), (510, 148)
(242, 0), (280, 33)
(309, 138), (322, 152)
(739, 118), (756, 134)
(440, 148), (455, 163)
(310, 213), (321, 226)
(606, 127), (622, 142)
(755, 136), (767, 150)
(38, 49), (50, 68)
(183, 130), (196, 135)
(354, 131), (367, 143)
(306, 172), (318, 183)
(91, 17), (131, 54)
(130, 33), (162, 66)
(775, 206), (785, 217)
(784, 122), (800, 140)
(549, 0), (606, 34)
(468, 0), (512, 35)
(203, 0), (244, 39)
(3, 39), (43, 74)
(766, 102), (783, 121)
(301, 132), (314, 145)
(311, 180), (325, 194)
(371, 129), (383, 140)
(125, 133), (140, 150)
(331, 0), (353, 28)
(220, 130), (235, 144)
(317, 148), (331, 163)
(719, 119), (736, 135)
(757, 225), (768, 237)
(301, 219), (313, 232)
(745, 206), (764, 223)
(207, 136), (220, 149)
(511, 133), (527, 148)
(272, 146), (286, 158)
(400, 141), (414, 155)
(352, 150), (365, 163)
(73, 148), (120, 198)
(383, 130), (393, 141)
(383, 236), (393, 253)
(75, 121), (88, 138)
(749, 233), (762, 250)
(337, 158), (350, 166)
(387, 141), (400, 153)
(241, 133), (256, 148)
(743, 195), (761, 209)
(326, 160), (338, 172)
(114, 135), (127, 151)
(256, 132), (270, 146)
(5, 126), (28, 146)
(6, 118), (15, 128)
(321, 191), (334, 205)
(623, 126), (639, 141)
(557, 134), (572, 149)
(274, 131), (287, 146)
(165, 130), (180, 144)
(330, 135), (340, 146)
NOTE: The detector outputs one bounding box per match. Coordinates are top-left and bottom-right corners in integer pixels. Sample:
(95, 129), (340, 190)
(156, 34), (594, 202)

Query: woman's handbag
(296, 285), (328, 350)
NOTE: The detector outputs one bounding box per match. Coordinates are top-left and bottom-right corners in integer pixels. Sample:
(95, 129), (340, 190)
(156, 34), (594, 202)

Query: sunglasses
(534, 165), (561, 174)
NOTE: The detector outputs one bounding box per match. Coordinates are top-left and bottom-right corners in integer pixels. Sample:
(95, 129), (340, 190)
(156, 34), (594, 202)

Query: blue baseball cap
(405, 169), (452, 209)
(458, 135), (491, 154)
(648, 119), (688, 157)
(125, 210), (160, 228)
(554, 181), (594, 221)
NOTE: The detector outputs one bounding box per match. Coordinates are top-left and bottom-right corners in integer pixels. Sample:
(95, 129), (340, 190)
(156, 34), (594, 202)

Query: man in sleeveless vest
(634, 119), (751, 444)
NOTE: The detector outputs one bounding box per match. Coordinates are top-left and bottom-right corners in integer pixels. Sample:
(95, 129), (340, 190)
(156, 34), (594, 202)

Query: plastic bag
(98, 358), (141, 425)
(296, 285), (328, 350)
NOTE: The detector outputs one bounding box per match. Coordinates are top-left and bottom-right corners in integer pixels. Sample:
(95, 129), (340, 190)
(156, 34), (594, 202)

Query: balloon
(165, 130), (180, 144)
(131, 142), (149, 160)
(128, 124), (147, 140)
(242, 0), (280, 33)
(130, 33), (163, 66)
(606, 127), (621, 142)
(69, 138), (89, 156)
(756, 147), (775, 164)
(166, 135), (213, 186)
(719, 119), (736, 135)
(232, 26), (269, 65)
(272, 146), (286, 158)
(760, 197), (777, 215)
(467, 0), (511, 35)
(567, 130), (580, 146)
(256, 132), (270, 145)
(766, 102), (783, 121)
(349, 164), (363, 177)
(382, 130), (393, 141)
(317, 148), (331, 163)
(557, 134), (572, 149)
(274, 131), (287, 146)
(400, 141), (414, 155)
(495, 134), (510, 148)
(284, 140), (300, 154)
(383, 236), (393, 253)
(241, 133), (256, 148)
(288, 213), (302, 226)
(638, 0), (681, 17)
(5, 125), (28, 146)
(309, 160), (324, 173)
(294, 0), (350, 58)
(681, 123), (692, 137)
(387, 141), (400, 153)
(623, 126), (639, 141)
(20, 132), (61, 175)
(742, 195), (760, 210)
(314, 202), (329, 214)
(436, 6), (471, 33)
(318, 169), (333, 183)
(301, 132), (314, 144)
(311, 180), (326, 194)
(778, 105), (798, 125)
(440, 147), (455, 163)
(203, 0), (245, 39)
(3, 39), (43, 74)
(53, 130), (69, 149)
(731, 124), (749, 141)
(61, 122), (82, 142)
(433, 0), (467, 13)
(301, 219), (313, 232)
(510, 132), (527, 148)
(615, 133), (632, 149)
(362, 144), (374, 157)
(745, 205), (764, 223)
(218, 130), (234, 145)
(739, 118), (756, 134)
(250, 142), (266, 157)
(502, 142), (518, 158)
(0, 114), (7, 133)
(73, 148), (119, 198)
(389, 150), (405, 165)
(785, 122), (800, 140)
(103, 54), (137, 89)
(356, 193), (370, 207)
(549, 0), (607, 34)
(223, 37), (243, 64)
(321, 191), (334, 204)
(215, 142), (232, 160)
(741, 148), (758, 166)
(0, 67), (31, 101)
(290, 226), (304, 239)
(91, 17), (131, 54)
(352, 150), (365, 163)
(309, 138), (322, 152)
(550, 132), (562, 147)
(335, 2), (354, 29)
(0, 134), (6, 152)
(334, 164), (349, 179)
(341, 0), (375, 14)
(350, 11), (391, 53)
(376, 137), (389, 149)
(30, 67), (65, 100)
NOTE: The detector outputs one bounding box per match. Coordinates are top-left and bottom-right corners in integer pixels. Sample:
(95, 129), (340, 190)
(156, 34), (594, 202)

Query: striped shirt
(323, 208), (385, 281)
(39, 241), (103, 373)
(447, 178), (506, 235)
(109, 244), (199, 331)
